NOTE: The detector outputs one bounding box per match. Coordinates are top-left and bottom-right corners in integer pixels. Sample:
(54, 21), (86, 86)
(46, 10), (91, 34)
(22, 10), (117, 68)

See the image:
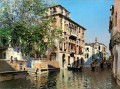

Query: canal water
(0, 68), (120, 89)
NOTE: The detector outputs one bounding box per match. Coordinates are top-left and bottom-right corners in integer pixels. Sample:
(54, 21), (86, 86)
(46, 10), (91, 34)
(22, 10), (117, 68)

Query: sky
(52, 0), (114, 53)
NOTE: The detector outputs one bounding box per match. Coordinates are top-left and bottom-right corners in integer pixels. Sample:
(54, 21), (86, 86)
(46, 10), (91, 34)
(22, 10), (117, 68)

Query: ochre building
(47, 5), (86, 69)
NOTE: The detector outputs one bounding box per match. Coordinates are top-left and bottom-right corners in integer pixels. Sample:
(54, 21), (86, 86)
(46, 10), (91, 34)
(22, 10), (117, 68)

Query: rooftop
(50, 5), (70, 13)
(85, 42), (107, 47)
(50, 13), (86, 30)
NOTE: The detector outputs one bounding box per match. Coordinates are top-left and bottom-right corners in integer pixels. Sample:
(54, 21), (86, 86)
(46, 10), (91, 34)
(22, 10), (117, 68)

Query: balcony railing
(70, 32), (77, 37)
(69, 40), (76, 44)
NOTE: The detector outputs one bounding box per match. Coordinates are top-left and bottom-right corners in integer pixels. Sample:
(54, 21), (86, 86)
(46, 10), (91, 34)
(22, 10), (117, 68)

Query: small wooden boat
(67, 66), (83, 71)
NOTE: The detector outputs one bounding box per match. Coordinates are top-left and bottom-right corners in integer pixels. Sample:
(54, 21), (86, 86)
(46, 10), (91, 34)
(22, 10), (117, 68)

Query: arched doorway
(81, 57), (84, 66)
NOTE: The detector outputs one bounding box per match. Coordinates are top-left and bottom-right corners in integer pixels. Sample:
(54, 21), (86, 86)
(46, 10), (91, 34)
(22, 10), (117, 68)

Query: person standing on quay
(10, 56), (13, 63)
(100, 60), (104, 70)
(91, 61), (96, 71)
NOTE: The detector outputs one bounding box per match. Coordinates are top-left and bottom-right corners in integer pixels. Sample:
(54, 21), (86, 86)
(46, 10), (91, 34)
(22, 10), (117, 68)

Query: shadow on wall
(84, 57), (92, 66)
(70, 58), (84, 67)
(0, 60), (16, 72)
(84, 52), (104, 67)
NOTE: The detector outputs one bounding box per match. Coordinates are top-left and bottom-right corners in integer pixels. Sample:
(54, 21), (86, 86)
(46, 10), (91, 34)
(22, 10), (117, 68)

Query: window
(99, 46), (100, 50)
(86, 48), (89, 52)
(64, 43), (66, 51)
(53, 7), (56, 12)
(85, 53), (89, 58)
(59, 42), (62, 51)
(68, 56), (70, 65)
(104, 47), (106, 51)
(64, 32), (66, 35)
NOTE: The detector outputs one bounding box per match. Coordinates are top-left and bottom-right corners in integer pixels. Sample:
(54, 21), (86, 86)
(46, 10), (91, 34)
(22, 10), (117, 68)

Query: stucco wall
(85, 46), (93, 66)
(6, 47), (24, 60)
(114, 0), (120, 33)
(113, 44), (120, 82)
(32, 60), (60, 70)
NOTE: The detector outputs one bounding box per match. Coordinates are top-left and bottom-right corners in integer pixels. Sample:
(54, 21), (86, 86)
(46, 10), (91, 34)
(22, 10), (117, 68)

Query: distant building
(47, 5), (86, 69)
(85, 38), (107, 66)
(84, 44), (93, 66)
(109, 0), (120, 86)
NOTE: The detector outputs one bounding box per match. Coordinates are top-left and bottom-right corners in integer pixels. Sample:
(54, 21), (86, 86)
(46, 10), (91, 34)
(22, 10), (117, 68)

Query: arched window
(86, 48), (89, 52)
(85, 53), (89, 58)
(59, 42), (62, 51)
(87, 53), (89, 58)
(99, 46), (100, 50)
(68, 56), (70, 65)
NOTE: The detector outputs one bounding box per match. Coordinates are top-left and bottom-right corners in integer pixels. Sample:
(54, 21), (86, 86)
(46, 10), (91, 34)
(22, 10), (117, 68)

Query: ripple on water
(0, 69), (120, 89)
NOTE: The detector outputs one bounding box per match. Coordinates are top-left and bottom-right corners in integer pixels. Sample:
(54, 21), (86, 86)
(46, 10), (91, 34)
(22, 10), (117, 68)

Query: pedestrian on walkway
(35, 68), (39, 77)
(100, 60), (104, 70)
(91, 61), (96, 71)
(10, 56), (13, 63)
(107, 60), (111, 69)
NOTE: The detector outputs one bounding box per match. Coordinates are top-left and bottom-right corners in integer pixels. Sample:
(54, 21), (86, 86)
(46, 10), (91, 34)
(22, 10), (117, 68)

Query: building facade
(84, 44), (93, 66)
(47, 5), (86, 69)
(85, 38), (107, 66)
(109, 0), (120, 85)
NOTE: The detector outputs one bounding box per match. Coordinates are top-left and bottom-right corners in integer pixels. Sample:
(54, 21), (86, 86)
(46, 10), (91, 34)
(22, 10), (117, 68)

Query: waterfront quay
(0, 68), (120, 89)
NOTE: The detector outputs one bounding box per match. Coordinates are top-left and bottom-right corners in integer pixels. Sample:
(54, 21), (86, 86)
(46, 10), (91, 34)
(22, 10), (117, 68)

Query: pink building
(109, 0), (120, 86)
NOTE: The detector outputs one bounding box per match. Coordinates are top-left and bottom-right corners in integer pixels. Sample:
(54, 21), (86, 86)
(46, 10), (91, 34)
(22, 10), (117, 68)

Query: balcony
(111, 32), (120, 47)
(70, 32), (77, 37)
(69, 34), (77, 40)
(69, 40), (76, 44)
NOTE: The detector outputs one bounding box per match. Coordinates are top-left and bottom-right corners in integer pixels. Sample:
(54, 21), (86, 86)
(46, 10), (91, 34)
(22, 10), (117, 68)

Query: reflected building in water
(25, 69), (120, 89)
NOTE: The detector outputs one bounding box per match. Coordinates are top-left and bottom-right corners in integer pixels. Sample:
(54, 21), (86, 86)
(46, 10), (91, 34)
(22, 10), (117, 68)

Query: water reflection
(0, 68), (120, 89)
